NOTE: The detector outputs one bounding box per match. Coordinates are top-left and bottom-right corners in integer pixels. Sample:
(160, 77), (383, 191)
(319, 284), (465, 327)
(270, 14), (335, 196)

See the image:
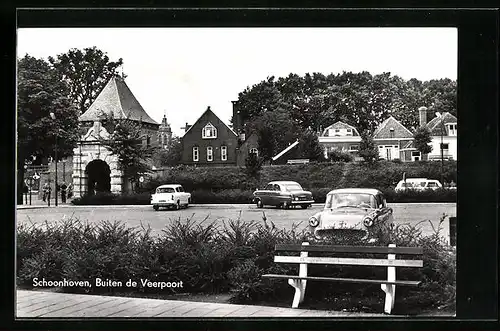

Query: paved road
(17, 203), (456, 240)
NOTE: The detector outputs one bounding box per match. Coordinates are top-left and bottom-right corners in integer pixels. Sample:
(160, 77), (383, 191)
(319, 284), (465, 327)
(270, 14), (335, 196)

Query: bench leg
(288, 279), (307, 308)
(381, 244), (396, 314)
(381, 283), (396, 314)
(288, 242), (309, 308)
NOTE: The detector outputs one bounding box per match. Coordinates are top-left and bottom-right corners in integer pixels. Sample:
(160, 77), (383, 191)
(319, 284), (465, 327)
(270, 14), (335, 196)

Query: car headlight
(294, 197), (299, 201)
(309, 216), (319, 227)
(363, 217), (374, 227)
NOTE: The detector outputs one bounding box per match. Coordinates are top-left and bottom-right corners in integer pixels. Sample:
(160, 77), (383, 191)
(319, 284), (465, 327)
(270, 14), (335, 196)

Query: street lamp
(435, 112), (445, 185)
(50, 112), (58, 206)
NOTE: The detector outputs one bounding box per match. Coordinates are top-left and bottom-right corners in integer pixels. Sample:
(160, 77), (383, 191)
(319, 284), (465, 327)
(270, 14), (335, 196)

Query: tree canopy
(17, 55), (80, 165)
(49, 47), (123, 114)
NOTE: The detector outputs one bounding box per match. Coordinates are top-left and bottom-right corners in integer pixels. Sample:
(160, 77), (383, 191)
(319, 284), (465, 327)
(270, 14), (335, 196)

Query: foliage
(358, 130), (379, 164)
(17, 213), (455, 313)
(17, 55), (80, 202)
(413, 126), (433, 155)
(236, 72), (457, 136)
(249, 108), (298, 161)
(293, 129), (326, 162)
(49, 47), (124, 114)
(245, 152), (263, 178)
(327, 150), (354, 162)
(101, 119), (157, 187)
(152, 136), (183, 167)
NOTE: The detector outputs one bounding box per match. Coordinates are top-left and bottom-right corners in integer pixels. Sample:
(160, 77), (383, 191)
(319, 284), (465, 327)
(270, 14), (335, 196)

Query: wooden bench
(262, 242), (423, 314)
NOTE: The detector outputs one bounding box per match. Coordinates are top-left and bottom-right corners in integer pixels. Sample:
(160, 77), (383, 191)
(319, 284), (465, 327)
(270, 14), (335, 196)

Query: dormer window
(202, 123), (217, 139)
(389, 127), (395, 138)
(447, 123), (457, 136)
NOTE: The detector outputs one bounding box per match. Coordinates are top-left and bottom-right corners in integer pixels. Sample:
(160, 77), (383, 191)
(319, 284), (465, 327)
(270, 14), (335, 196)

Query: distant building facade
(180, 102), (259, 167)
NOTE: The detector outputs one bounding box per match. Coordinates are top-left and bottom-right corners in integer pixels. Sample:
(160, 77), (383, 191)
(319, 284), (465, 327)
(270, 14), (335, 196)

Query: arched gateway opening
(85, 159), (111, 195)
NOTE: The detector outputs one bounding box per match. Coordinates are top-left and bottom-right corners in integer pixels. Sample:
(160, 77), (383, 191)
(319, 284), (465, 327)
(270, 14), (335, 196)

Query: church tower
(158, 111), (172, 149)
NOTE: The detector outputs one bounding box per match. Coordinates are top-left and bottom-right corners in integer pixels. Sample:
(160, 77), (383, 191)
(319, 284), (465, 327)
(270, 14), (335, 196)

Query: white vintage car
(151, 184), (191, 211)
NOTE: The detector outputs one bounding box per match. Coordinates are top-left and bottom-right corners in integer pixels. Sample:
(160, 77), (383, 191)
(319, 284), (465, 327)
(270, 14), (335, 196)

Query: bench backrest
(273, 244), (423, 268)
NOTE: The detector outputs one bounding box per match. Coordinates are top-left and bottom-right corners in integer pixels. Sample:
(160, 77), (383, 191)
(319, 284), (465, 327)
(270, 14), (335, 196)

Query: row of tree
(234, 72), (455, 161)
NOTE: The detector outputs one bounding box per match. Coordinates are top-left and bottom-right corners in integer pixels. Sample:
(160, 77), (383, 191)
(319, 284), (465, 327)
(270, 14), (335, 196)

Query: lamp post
(50, 112), (58, 206)
(435, 112), (445, 185)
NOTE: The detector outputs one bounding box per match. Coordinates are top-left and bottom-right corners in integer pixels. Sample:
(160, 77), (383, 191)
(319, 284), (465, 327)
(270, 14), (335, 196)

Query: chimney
(418, 106), (428, 127)
(231, 101), (241, 134)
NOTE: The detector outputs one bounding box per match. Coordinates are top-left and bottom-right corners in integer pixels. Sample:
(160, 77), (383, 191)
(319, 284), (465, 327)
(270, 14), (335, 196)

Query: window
(221, 146), (227, 161)
(349, 145), (359, 152)
(207, 147), (213, 161)
(265, 184), (274, 190)
(146, 136), (151, 148)
(346, 128), (353, 136)
(202, 123), (217, 139)
(249, 147), (258, 157)
(411, 151), (421, 161)
(441, 143), (449, 151)
(389, 127), (395, 138)
(448, 124), (457, 136)
(192, 147), (199, 162)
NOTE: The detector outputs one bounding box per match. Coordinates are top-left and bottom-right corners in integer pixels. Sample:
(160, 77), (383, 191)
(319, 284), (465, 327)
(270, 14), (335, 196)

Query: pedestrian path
(16, 290), (383, 318)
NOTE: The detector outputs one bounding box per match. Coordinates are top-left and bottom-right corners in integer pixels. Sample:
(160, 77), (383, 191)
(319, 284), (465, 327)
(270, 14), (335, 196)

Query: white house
(419, 108), (458, 161)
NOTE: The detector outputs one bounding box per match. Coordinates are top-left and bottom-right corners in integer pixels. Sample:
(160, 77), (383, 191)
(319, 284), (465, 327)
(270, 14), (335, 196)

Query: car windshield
(157, 187), (175, 193)
(325, 193), (377, 209)
(401, 182), (414, 188)
(282, 183), (303, 191)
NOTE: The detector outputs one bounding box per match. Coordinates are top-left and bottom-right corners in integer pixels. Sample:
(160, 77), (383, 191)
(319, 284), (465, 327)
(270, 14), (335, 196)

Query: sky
(17, 28), (457, 137)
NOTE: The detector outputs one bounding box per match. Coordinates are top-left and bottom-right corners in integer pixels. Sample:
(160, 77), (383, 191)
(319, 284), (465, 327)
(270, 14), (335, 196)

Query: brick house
(373, 116), (415, 161)
(180, 103), (259, 166)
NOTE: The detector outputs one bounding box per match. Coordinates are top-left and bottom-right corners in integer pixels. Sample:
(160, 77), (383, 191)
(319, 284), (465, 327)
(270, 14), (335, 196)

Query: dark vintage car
(308, 188), (394, 242)
(253, 181), (314, 209)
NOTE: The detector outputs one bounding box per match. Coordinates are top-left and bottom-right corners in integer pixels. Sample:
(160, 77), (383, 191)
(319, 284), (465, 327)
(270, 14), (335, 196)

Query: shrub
(17, 214), (455, 313)
(327, 150), (354, 162)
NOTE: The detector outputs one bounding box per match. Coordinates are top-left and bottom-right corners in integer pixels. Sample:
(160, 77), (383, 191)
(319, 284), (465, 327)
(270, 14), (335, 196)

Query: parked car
(151, 184), (191, 211)
(394, 178), (443, 192)
(308, 188), (394, 242)
(253, 181), (314, 209)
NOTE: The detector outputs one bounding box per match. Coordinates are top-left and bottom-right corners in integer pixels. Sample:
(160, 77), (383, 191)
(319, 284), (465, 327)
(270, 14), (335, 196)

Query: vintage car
(253, 181), (314, 209)
(151, 184), (191, 211)
(308, 188), (394, 242)
(394, 178), (443, 192)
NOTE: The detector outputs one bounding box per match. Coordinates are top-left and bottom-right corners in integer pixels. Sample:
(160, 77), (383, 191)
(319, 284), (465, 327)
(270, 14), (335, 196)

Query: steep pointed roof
(426, 112), (457, 136)
(79, 76), (158, 125)
(373, 116), (413, 139)
(183, 106), (237, 137)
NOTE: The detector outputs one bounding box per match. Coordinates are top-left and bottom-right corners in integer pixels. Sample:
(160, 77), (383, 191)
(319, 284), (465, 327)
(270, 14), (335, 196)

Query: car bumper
(151, 201), (176, 206)
(290, 200), (314, 205)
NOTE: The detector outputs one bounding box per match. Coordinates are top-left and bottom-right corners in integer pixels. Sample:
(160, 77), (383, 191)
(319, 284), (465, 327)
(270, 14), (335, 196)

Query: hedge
(17, 215), (455, 314)
(72, 188), (456, 205)
(147, 161), (456, 191)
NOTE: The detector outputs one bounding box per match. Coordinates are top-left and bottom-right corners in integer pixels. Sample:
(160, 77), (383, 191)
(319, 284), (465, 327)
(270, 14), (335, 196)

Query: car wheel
(301, 204), (309, 209)
(153, 205), (159, 211)
(184, 203), (189, 209)
(176, 201), (181, 210)
(283, 201), (290, 209)
(256, 199), (263, 208)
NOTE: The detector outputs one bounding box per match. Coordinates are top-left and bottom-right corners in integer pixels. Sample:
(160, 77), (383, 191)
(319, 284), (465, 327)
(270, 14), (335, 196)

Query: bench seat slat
(275, 244), (423, 255)
(262, 274), (421, 286)
(274, 256), (423, 268)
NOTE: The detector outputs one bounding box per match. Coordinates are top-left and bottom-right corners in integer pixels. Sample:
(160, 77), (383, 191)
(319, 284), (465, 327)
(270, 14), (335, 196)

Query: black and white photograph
(16, 25), (459, 318)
